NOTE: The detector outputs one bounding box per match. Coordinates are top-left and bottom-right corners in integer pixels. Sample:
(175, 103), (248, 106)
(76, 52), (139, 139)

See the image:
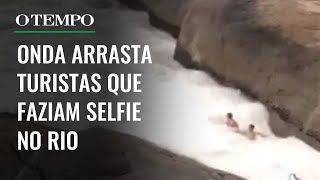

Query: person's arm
(256, 132), (267, 137)
(233, 120), (239, 128)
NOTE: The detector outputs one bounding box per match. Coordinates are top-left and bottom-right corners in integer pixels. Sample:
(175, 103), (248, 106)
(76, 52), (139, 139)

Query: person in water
(225, 113), (266, 140)
(225, 112), (239, 131)
(245, 124), (267, 140)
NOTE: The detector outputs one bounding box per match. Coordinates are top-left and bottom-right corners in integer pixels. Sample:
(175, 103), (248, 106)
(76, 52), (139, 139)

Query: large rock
(0, 116), (243, 180)
(131, 0), (194, 27)
(131, 0), (320, 140)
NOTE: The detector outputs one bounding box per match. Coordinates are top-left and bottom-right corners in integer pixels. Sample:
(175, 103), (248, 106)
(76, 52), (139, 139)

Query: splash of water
(105, 10), (320, 180)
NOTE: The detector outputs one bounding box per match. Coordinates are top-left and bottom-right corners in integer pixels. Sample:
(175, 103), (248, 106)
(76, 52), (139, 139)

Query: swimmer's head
(226, 112), (233, 119)
(249, 124), (255, 131)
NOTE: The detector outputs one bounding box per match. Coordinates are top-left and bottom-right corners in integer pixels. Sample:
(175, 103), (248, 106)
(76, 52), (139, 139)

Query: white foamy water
(1, 3), (320, 179)
(105, 10), (320, 180)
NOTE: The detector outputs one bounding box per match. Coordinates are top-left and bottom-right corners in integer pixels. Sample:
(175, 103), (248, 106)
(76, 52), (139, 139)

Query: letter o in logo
(81, 14), (94, 26)
(16, 14), (29, 26)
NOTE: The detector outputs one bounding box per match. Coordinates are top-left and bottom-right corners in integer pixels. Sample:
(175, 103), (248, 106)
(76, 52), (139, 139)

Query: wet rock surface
(0, 116), (243, 180)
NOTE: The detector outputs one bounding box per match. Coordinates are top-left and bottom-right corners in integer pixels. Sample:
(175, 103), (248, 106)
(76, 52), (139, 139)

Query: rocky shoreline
(0, 114), (243, 180)
(120, 0), (320, 147)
